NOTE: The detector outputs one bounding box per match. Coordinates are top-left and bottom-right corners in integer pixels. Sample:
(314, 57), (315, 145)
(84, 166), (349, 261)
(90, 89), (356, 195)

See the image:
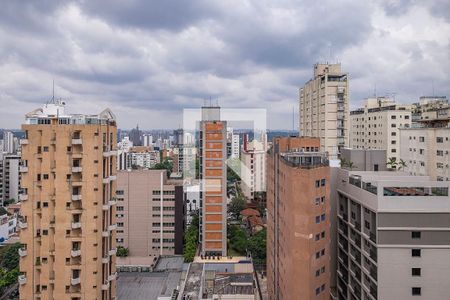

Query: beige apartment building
(240, 138), (266, 203)
(350, 97), (411, 161)
(400, 118), (450, 181)
(19, 100), (118, 300)
(115, 170), (185, 257)
(199, 106), (227, 256)
(300, 63), (350, 159)
(267, 137), (331, 299)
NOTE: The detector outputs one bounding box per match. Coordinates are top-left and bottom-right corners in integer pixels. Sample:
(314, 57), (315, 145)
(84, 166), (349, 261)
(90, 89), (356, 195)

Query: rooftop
(280, 151), (329, 168)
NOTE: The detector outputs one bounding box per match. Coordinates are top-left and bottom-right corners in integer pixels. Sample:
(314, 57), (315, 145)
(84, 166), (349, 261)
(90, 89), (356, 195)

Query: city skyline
(1, 1), (449, 129)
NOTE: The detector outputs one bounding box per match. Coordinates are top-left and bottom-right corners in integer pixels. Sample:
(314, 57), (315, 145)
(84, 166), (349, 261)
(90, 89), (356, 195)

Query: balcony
(71, 277), (81, 285)
(102, 177), (110, 184)
(109, 150), (117, 156)
(109, 175), (117, 181)
(102, 230), (110, 237)
(18, 275), (27, 285)
(71, 194), (82, 201)
(108, 224), (117, 231)
(19, 166), (28, 173)
(108, 272), (117, 281)
(20, 139), (29, 145)
(18, 248), (27, 257)
(109, 248), (117, 256)
(19, 194), (28, 201)
(103, 151), (111, 158)
(71, 222), (82, 229)
(102, 256), (109, 264)
(101, 282), (110, 290)
(71, 249), (81, 257)
(72, 166), (82, 173)
(102, 203), (110, 211)
(72, 138), (82, 145)
(109, 198), (117, 206)
(18, 220), (28, 229)
(71, 180), (83, 187)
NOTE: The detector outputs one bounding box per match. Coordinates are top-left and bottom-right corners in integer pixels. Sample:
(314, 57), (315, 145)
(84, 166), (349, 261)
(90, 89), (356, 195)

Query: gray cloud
(0, 0), (449, 129)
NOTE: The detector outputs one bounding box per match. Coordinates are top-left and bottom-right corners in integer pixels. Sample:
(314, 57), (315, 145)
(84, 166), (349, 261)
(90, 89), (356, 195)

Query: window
(315, 216), (320, 224)
(315, 180), (320, 188)
(411, 231), (421, 239)
(43, 174), (49, 180)
(315, 269), (320, 277)
(321, 266), (325, 273)
(391, 123), (396, 128)
(419, 137), (425, 142)
(43, 146), (49, 152)
(405, 115), (410, 119)
(412, 268), (421, 276)
(437, 150), (444, 156)
(411, 249), (421, 257)
(321, 249), (325, 256)
(315, 287), (320, 295)
(412, 287), (421, 296)
(321, 231), (325, 238)
(315, 234), (320, 241)
(321, 214), (325, 221)
(391, 115), (397, 119)
(315, 197), (320, 205)
(321, 179), (326, 186)
(419, 149), (424, 154)
(316, 251), (320, 259)
(437, 137), (444, 143)
(391, 132), (396, 136)
(321, 284), (325, 292)
(321, 196), (325, 204)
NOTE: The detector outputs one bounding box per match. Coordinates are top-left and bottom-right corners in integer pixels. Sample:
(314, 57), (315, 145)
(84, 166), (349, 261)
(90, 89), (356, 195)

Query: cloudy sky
(0, 0), (449, 129)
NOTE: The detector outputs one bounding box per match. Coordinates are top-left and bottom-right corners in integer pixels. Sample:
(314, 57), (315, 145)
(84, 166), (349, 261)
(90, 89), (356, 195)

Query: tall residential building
(336, 170), (450, 299)
(411, 96), (448, 122)
(299, 63), (349, 158)
(350, 97), (411, 161)
(267, 137), (330, 299)
(399, 118), (450, 181)
(142, 134), (153, 147)
(117, 137), (133, 171)
(128, 146), (160, 169)
(19, 100), (118, 300)
(241, 138), (266, 202)
(3, 131), (15, 153)
(0, 153), (21, 204)
(116, 170), (185, 256)
(199, 106), (227, 256)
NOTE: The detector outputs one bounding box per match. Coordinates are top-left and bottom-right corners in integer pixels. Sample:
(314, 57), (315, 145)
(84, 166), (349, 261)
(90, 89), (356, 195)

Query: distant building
(142, 134), (153, 147)
(200, 106), (227, 256)
(350, 97), (411, 161)
(0, 211), (17, 242)
(2, 131), (15, 153)
(129, 124), (142, 146)
(116, 170), (185, 256)
(400, 117), (450, 181)
(411, 96), (448, 122)
(0, 153), (21, 205)
(117, 136), (133, 170)
(336, 170), (450, 299)
(300, 63), (349, 159)
(241, 138), (266, 202)
(340, 148), (387, 172)
(267, 137), (330, 299)
(128, 146), (160, 169)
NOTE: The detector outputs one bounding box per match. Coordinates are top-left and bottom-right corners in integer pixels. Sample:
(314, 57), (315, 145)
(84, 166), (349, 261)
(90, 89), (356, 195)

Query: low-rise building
(336, 170), (450, 299)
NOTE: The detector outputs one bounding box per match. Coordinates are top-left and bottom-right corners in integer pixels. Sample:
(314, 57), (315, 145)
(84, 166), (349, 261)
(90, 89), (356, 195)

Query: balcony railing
(102, 230), (110, 237)
(108, 224), (117, 231)
(18, 220), (28, 229)
(101, 282), (110, 290)
(108, 248), (117, 256)
(18, 248), (27, 257)
(71, 249), (81, 257)
(20, 139), (29, 145)
(72, 138), (82, 145)
(19, 194), (28, 201)
(71, 277), (81, 285)
(108, 272), (117, 281)
(72, 166), (82, 173)
(71, 194), (82, 201)
(18, 275), (27, 285)
(19, 166), (28, 173)
(71, 222), (82, 229)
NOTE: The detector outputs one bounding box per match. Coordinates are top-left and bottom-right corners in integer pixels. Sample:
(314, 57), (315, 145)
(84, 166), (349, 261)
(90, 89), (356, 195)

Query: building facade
(241, 139), (266, 202)
(199, 106), (227, 256)
(267, 137), (331, 299)
(299, 63), (349, 159)
(0, 153), (21, 205)
(350, 97), (411, 161)
(19, 100), (118, 300)
(400, 120), (450, 181)
(336, 170), (450, 299)
(115, 170), (184, 256)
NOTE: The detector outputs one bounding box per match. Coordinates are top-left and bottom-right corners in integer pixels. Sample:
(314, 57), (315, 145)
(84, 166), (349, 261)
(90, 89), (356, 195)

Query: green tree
(398, 159), (407, 170)
(228, 225), (247, 255)
(153, 157), (173, 175)
(0, 243), (20, 270)
(247, 228), (266, 265)
(228, 196), (246, 220)
(116, 246), (129, 257)
(387, 157), (398, 170)
(183, 214), (199, 262)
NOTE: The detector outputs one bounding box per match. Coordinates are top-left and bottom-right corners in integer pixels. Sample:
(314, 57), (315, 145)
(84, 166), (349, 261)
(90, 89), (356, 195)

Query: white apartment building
(336, 169), (450, 300)
(0, 212), (17, 242)
(350, 97), (411, 161)
(3, 131), (15, 154)
(231, 134), (240, 159)
(400, 121), (450, 181)
(300, 63), (350, 159)
(240, 139), (266, 202)
(0, 153), (20, 205)
(128, 147), (160, 169)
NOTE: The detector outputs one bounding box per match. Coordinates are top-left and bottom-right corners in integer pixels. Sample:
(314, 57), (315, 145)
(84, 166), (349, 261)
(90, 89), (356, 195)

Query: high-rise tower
(199, 106), (227, 256)
(299, 63), (349, 159)
(19, 100), (118, 299)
